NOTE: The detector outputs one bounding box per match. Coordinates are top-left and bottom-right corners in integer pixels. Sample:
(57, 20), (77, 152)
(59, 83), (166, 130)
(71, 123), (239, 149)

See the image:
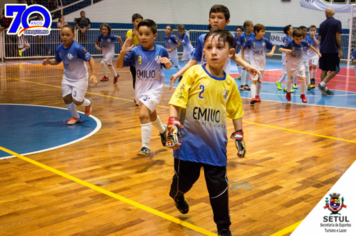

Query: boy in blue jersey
(177, 25), (194, 63)
(95, 23), (123, 83)
(167, 29), (245, 236)
(244, 24), (276, 105)
(279, 28), (321, 103)
(276, 25), (295, 92)
(307, 25), (320, 87)
(117, 19), (172, 156)
(42, 25), (97, 125)
(168, 5), (259, 89)
(165, 25), (182, 79)
(235, 26), (244, 80)
(240, 20), (255, 91)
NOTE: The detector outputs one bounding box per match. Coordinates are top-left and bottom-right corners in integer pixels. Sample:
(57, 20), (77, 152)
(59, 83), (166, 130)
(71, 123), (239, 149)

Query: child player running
(307, 25), (320, 88)
(240, 20), (255, 91)
(167, 29), (246, 236)
(234, 26), (243, 80)
(96, 23), (123, 83)
(42, 25), (97, 125)
(117, 19), (171, 156)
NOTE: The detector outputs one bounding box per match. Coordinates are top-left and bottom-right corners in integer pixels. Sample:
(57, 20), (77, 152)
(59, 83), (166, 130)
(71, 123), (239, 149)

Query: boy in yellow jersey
(166, 29), (246, 236)
(126, 13), (143, 104)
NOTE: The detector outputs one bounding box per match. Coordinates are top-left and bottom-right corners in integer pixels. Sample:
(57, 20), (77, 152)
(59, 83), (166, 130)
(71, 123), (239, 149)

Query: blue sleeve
(336, 21), (342, 34)
(240, 35), (245, 46)
(77, 45), (92, 62)
(55, 48), (62, 62)
(243, 40), (251, 49)
(182, 35), (188, 46)
(123, 49), (135, 67)
(302, 40), (310, 48)
(110, 34), (117, 41)
(265, 38), (274, 50)
(352, 49), (356, 61)
(172, 36), (179, 44)
(281, 41), (290, 49)
(161, 48), (169, 68)
(192, 36), (203, 61)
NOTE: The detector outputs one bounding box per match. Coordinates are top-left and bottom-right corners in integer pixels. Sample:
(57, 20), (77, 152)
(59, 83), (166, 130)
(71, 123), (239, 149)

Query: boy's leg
(299, 77), (307, 103)
(62, 85), (81, 124)
(139, 104), (152, 152)
(71, 86), (92, 116)
(256, 71), (264, 97)
(100, 60), (109, 80)
(150, 110), (167, 146)
(203, 164), (231, 231)
(244, 66), (251, 89)
(240, 69), (246, 90)
(236, 66), (242, 80)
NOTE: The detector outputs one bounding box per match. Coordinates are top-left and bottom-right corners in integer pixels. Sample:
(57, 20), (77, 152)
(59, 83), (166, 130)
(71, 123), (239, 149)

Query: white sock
(278, 74), (286, 83)
(320, 81), (326, 87)
(244, 70), (250, 85)
(141, 123), (152, 148)
(306, 71), (311, 85)
(66, 103), (80, 118)
(101, 60), (108, 77)
(257, 82), (262, 95)
(237, 66), (242, 77)
(240, 70), (246, 85)
(251, 83), (256, 98)
(293, 76), (297, 85)
(300, 79), (306, 94)
(312, 69), (317, 80)
(287, 76), (292, 92)
(151, 115), (165, 134)
(81, 98), (91, 107)
(108, 65), (117, 77)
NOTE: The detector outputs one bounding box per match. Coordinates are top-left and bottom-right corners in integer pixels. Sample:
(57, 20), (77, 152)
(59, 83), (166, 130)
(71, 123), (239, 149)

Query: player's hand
(285, 49), (292, 54)
(267, 52), (274, 57)
(160, 57), (171, 67)
(169, 73), (180, 90)
(122, 37), (134, 53)
(338, 50), (343, 58)
(95, 45), (102, 51)
(90, 74), (98, 86)
(42, 58), (49, 66)
(230, 130), (246, 158)
(246, 65), (261, 77)
(168, 49), (173, 53)
(166, 117), (183, 149)
(318, 52), (322, 58)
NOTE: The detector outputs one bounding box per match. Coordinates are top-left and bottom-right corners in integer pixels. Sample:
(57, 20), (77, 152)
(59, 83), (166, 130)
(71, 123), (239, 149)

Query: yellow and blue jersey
(169, 64), (244, 166)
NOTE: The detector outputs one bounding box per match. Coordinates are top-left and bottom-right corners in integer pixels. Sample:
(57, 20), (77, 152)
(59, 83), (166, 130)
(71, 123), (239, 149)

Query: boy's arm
(267, 45), (276, 57)
(116, 37), (134, 68)
(117, 36), (123, 46)
(160, 57), (172, 69)
(88, 57), (98, 86)
(308, 45), (322, 57)
(169, 59), (198, 89)
(173, 35), (183, 45)
(279, 47), (292, 54)
(168, 43), (180, 53)
(231, 54), (261, 77)
(312, 35), (320, 46)
(95, 40), (101, 51)
(42, 58), (60, 66)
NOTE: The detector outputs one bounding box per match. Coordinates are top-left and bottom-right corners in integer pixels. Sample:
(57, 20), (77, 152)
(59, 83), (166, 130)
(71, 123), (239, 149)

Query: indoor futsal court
(1, 0), (356, 236)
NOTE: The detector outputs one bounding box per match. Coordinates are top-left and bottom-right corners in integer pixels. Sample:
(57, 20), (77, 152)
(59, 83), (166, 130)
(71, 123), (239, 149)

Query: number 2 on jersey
(199, 85), (205, 99)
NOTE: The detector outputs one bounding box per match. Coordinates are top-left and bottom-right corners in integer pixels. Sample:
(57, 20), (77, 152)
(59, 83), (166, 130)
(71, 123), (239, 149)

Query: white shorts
(281, 63), (286, 74)
(170, 57), (179, 67)
(137, 93), (162, 112)
(102, 51), (115, 65)
(62, 78), (88, 102)
(181, 51), (192, 62)
(303, 60), (309, 72)
(309, 55), (319, 66)
(286, 65), (306, 80)
(251, 70), (265, 81)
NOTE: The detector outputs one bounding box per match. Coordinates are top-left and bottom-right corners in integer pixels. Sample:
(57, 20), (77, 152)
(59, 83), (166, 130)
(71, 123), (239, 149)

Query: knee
(139, 113), (150, 122)
(63, 95), (72, 104)
(100, 60), (106, 66)
(72, 97), (83, 105)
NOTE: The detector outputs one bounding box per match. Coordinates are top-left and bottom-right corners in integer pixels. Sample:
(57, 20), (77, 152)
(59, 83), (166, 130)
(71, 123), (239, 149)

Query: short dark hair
(243, 21), (253, 30)
(177, 25), (185, 30)
(209, 5), (230, 21)
(254, 24), (266, 34)
(166, 25), (173, 31)
(138, 19), (157, 34)
(132, 13), (143, 21)
(236, 26), (243, 31)
(300, 26), (307, 30)
(283, 25), (292, 34)
(80, 11), (85, 14)
(293, 28), (303, 37)
(309, 25), (317, 30)
(100, 23), (112, 35)
(62, 24), (74, 33)
(204, 29), (235, 48)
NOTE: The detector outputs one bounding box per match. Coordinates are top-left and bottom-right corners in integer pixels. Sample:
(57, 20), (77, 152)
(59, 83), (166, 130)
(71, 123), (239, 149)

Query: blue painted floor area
(0, 105), (100, 158)
(163, 60), (356, 109)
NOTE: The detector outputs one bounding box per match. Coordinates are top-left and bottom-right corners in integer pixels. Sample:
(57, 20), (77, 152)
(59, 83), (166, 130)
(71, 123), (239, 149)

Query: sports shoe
(18, 50), (23, 57)
(218, 228), (232, 236)
(318, 84), (328, 96)
(174, 196), (189, 214)
(239, 85), (244, 91)
(235, 76), (241, 80)
(66, 116), (81, 125)
(326, 90), (334, 95)
(301, 94), (307, 103)
(250, 98), (258, 105)
(276, 81), (282, 90)
(100, 76), (109, 82)
(284, 87), (295, 93)
(159, 125), (167, 147)
(255, 95), (261, 102)
(85, 99), (92, 116)
(307, 84), (315, 90)
(293, 83), (298, 89)
(244, 84), (251, 90)
(286, 92), (291, 101)
(311, 78), (315, 85)
(113, 74), (119, 84)
(137, 147), (150, 156)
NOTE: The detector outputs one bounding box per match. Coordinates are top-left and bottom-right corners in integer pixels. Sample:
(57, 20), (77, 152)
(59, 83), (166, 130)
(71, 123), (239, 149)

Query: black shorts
(319, 53), (340, 72)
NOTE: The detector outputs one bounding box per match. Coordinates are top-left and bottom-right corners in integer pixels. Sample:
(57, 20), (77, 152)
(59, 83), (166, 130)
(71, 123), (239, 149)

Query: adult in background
(318, 7), (342, 96)
(57, 15), (68, 42)
(75, 11), (91, 48)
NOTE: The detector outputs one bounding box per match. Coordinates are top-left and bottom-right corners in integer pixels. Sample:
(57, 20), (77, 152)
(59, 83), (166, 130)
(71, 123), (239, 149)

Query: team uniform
(179, 32), (194, 62)
(235, 34), (243, 78)
(281, 40), (310, 79)
(239, 32), (256, 87)
(123, 44), (168, 112)
(96, 34), (118, 65)
(169, 64), (244, 230)
(55, 41), (92, 103)
(307, 36), (320, 66)
(193, 33), (232, 74)
(281, 36), (292, 74)
(165, 34), (180, 68)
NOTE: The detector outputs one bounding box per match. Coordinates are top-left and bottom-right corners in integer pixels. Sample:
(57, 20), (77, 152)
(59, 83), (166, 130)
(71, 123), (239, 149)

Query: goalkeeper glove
(230, 130), (246, 158)
(166, 117), (183, 147)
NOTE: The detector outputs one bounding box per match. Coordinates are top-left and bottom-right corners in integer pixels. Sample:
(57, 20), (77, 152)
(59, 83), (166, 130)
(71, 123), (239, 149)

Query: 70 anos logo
(5, 4), (52, 36)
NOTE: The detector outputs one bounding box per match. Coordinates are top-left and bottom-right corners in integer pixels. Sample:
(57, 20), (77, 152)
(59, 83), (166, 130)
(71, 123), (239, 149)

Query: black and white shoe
(174, 195), (189, 214)
(218, 228), (232, 236)
(318, 84), (328, 96)
(326, 90), (334, 95)
(159, 125), (167, 147)
(137, 147), (150, 156)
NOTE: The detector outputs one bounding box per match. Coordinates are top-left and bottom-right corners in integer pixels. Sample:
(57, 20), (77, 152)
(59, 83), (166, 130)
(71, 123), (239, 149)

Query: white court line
(0, 104), (102, 159)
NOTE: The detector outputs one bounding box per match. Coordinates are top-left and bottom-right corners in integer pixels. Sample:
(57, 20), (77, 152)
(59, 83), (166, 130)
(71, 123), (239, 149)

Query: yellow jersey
(169, 64), (244, 166)
(126, 29), (140, 46)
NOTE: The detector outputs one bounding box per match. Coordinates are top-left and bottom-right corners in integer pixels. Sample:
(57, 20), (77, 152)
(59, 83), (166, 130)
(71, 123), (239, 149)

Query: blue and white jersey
(97, 34), (117, 55)
(192, 33), (231, 74)
(244, 37), (274, 71)
(235, 34), (243, 55)
(179, 33), (194, 54)
(240, 32), (256, 60)
(306, 35), (320, 59)
(165, 34), (179, 58)
(281, 35), (293, 64)
(55, 41), (92, 82)
(123, 45), (169, 98)
(302, 39), (309, 62)
(281, 40), (310, 71)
